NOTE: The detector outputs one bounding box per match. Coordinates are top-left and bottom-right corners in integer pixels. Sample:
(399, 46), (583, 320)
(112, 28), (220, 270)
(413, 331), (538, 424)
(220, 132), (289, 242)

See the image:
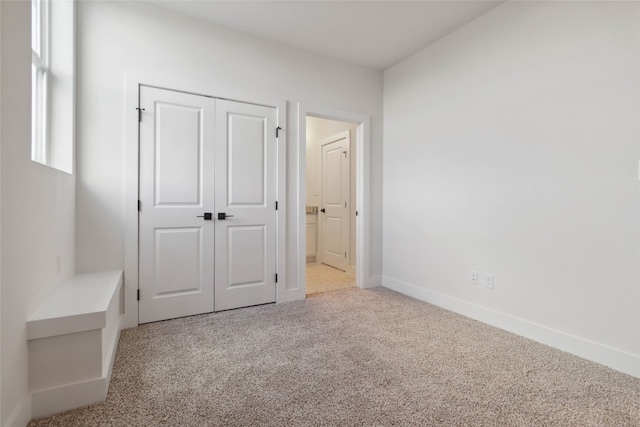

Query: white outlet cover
(484, 273), (494, 289)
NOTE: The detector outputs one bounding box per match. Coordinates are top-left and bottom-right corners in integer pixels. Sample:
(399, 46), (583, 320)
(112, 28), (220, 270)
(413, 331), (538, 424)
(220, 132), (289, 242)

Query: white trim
(275, 102), (287, 308)
(367, 275), (382, 288)
(3, 394), (31, 427)
(297, 104), (372, 298)
(31, 377), (108, 419)
(0, 0), (2, 421)
(123, 72), (140, 329)
(124, 70), (287, 328)
(383, 276), (640, 378)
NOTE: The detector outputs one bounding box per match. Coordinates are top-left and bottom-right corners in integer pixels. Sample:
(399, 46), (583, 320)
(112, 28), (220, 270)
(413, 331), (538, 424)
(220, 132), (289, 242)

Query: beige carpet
(29, 288), (639, 426)
(306, 262), (356, 295)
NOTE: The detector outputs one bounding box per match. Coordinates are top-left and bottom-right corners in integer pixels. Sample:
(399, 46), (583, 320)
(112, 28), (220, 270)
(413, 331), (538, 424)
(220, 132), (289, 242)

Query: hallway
(306, 263), (356, 296)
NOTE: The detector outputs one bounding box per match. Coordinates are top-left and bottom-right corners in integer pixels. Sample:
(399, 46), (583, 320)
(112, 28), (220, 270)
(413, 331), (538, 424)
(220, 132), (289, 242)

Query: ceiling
(144, 1), (502, 70)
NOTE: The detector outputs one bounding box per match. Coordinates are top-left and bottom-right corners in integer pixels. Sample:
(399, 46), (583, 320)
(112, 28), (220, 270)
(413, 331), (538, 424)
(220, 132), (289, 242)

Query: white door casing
(138, 87), (216, 323)
(139, 87), (279, 322)
(214, 100), (278, 311)
(320, 131), (350, 271)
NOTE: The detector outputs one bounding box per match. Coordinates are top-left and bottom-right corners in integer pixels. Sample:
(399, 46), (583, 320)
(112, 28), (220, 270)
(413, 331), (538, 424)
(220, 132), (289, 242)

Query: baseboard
(382, 276), (640, 379)
(31, 376), (109, 419)
(4, 394), (31, 427)
(363, 275), (382, 289)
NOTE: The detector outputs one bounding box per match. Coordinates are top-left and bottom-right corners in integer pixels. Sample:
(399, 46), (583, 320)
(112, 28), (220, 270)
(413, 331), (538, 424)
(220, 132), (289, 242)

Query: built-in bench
(27, 270), (124, 418)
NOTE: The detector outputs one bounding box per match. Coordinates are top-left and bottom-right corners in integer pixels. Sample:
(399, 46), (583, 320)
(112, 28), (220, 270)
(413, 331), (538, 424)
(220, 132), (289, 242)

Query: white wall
(0, 2), (76, 425)
(75, 2), (383, 312)
(383, 1), (640, 377)
(306, 117), (358, 268)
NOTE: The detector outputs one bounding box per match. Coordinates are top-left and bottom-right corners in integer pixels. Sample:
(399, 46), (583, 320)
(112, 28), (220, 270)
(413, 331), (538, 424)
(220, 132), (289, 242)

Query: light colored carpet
(29, 288), (639, 426)
(306, 262), (355, 295)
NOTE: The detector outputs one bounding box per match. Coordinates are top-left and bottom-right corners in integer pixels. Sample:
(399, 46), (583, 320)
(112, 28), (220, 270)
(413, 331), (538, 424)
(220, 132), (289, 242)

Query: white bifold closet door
(138, 86), (277, 323)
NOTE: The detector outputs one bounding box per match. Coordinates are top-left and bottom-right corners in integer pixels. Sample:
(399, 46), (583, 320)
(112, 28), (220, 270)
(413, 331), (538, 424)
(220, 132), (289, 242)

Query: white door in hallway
(214, 100), (278, 311)
(320, 131), (350, 271)
(138, 87), (278, 323)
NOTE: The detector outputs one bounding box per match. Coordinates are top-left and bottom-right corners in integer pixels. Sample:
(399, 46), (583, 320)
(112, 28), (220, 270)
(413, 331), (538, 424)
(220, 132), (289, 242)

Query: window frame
(31, 0), (51, 165)
(31, 0), (75, 174)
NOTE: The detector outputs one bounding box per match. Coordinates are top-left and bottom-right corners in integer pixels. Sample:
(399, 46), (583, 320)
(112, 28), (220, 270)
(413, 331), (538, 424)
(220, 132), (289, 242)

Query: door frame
(297, 103), (372, 294)
(124, 71), (286, 328)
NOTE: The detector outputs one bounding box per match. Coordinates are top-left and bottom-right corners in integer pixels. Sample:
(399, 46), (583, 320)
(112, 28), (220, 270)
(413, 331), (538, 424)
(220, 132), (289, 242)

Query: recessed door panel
(227, 114), (266, 207)
(155, 103), (202, 207)
(227, 226), (266, 287)
(324, 218), (343, 256)
(324, 147), (344, 206)
(154, 227), (202, 296)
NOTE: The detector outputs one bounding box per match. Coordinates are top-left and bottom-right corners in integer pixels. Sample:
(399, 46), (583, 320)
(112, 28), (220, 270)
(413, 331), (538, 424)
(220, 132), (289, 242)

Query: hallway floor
(306, 263), (355, 296)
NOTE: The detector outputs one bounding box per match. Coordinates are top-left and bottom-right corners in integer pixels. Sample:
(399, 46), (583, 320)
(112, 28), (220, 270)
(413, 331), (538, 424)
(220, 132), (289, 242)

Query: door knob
(197, 212), (212, 220)
(320, 208), (326, 213)
(217, 212), (235, 220)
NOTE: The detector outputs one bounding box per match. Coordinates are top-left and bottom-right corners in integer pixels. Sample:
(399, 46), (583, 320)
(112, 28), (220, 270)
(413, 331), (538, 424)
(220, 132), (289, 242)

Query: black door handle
(320, 208), (326, 213)
(197, 212), (212, 220)
(217, 212), (235, 220)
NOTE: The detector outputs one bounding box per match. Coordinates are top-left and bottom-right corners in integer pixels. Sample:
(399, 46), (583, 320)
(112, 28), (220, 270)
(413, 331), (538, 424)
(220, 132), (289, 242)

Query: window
(32, 0), (50, 164)
(31, 0), (74, 173)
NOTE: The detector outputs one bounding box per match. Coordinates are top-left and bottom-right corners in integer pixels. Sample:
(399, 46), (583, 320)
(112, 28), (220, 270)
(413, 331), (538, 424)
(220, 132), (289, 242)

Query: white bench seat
(27, 270), (124, 418)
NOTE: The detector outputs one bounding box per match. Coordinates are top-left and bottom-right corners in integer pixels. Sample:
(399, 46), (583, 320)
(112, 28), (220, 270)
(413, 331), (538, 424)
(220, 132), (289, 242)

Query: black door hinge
(276, 126), (282, 138)
(138, 200), (141, 211)
(136, 107), (145, 122)
(137, 289), (140, 301)
(275, 201), (278, 210)
(275, 273), (278, 283)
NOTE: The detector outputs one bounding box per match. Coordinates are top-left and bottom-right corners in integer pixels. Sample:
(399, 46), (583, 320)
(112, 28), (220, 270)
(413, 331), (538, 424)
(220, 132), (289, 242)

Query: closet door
(214, 100), (278, 311)
(138, 86), (215, 323)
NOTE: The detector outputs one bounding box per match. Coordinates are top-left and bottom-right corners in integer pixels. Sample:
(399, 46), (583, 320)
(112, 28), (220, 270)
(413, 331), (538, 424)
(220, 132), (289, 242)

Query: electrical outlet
(484, 273), (494, 289)
(470, 270), (478, 285)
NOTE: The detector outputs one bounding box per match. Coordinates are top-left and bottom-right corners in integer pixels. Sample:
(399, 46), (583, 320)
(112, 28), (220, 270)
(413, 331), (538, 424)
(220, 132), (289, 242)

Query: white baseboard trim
(31, 376), (109, 419)
(4, 394), (31, 427)
(382, 276), (640, 379)
(363, 275), (382, 289)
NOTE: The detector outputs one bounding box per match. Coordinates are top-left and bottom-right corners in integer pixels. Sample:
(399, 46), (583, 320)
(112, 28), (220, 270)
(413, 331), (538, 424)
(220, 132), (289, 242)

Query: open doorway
(305, 116), (358, 296)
